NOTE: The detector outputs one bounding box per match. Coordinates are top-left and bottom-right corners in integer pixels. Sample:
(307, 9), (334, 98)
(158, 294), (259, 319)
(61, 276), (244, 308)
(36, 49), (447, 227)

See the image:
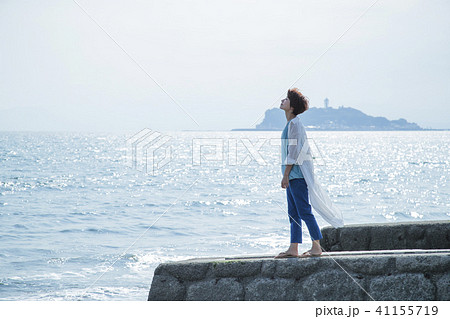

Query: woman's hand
(281, 176), (289, 189)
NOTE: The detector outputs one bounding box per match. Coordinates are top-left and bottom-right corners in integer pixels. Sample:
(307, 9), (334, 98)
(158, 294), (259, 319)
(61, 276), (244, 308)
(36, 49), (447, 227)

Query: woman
(275, 88), (344, 258)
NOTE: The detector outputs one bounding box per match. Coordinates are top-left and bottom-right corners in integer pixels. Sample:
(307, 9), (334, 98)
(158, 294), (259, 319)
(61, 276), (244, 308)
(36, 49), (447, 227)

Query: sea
(0, 130), (448, 300)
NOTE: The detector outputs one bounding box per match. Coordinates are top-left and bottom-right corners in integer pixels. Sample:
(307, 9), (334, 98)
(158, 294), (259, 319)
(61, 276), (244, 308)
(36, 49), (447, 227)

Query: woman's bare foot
(300, 240), (322, 256)
(275, 250), (299, 258)
(274, 243), (299, 258)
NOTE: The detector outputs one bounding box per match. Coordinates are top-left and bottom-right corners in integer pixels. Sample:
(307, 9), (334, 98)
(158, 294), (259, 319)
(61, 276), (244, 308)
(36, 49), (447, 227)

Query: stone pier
(148, 220), (450, 301)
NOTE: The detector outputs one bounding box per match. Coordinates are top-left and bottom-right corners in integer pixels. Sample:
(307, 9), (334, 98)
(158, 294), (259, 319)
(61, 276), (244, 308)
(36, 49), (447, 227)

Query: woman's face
(280, 97), (291, 111)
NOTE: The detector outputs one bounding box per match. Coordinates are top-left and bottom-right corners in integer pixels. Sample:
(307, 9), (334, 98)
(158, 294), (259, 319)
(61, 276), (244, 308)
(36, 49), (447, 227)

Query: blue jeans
(286, 178), (323, 243)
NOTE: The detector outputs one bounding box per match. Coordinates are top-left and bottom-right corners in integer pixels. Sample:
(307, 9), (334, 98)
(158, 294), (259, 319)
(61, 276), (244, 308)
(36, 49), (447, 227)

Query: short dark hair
(287, 88), (309, 115)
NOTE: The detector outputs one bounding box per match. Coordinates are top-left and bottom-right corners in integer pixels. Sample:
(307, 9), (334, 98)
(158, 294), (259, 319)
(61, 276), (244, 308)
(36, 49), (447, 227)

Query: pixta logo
(126, 129), (326, 174)
(191, 137), (326, 166)
(126, 128), (172, 175)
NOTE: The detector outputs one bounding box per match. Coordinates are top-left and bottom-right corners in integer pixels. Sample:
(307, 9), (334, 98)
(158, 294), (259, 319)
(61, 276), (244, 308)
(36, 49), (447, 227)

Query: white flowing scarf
(286, 116), (344, 228)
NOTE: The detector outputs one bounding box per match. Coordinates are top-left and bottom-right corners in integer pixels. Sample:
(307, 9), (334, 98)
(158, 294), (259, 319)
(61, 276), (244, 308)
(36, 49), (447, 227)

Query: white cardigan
(287, 116), (345, 228)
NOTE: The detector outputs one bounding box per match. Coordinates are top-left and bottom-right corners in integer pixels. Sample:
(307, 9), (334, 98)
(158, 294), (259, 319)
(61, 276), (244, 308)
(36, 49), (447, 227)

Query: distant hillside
(233, 106), (423, 131)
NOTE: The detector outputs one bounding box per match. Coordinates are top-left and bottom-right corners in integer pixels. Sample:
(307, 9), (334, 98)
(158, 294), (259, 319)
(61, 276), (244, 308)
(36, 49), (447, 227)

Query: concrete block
(212, 260), (261, 278)
(369, 273), (435, 301)
(300, 269), (367, 301)
(275, 257), (333, 279)
(186, 278), (244, 301)
(370, 225), (407, 250)
(338, 255), (395, 275)
(154, 261), (210, 282)
(396, 254), (450, 273)
(436, 273), (450, 301)
(245, 278), (296, 301)
(261, 260), (277, 277)
(339, 227), (371, 251)
(148, 275), (185, 301)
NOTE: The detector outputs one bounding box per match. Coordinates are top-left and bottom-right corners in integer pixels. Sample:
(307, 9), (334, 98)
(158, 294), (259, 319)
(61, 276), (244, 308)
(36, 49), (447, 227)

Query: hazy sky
(1, 0), (449, 131)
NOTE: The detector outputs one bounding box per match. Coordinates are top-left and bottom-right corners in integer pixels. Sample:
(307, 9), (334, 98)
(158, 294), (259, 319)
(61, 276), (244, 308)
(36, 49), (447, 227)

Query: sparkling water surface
(0, 130), (448, 300)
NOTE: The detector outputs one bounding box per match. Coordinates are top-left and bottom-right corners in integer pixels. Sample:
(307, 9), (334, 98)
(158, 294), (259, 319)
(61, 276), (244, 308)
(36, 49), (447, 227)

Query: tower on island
(324, 98), (330, 108)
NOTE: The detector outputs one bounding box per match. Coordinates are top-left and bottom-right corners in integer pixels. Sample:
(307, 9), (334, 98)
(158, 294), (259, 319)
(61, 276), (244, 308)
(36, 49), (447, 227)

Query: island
(233, 99), (426, 131)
